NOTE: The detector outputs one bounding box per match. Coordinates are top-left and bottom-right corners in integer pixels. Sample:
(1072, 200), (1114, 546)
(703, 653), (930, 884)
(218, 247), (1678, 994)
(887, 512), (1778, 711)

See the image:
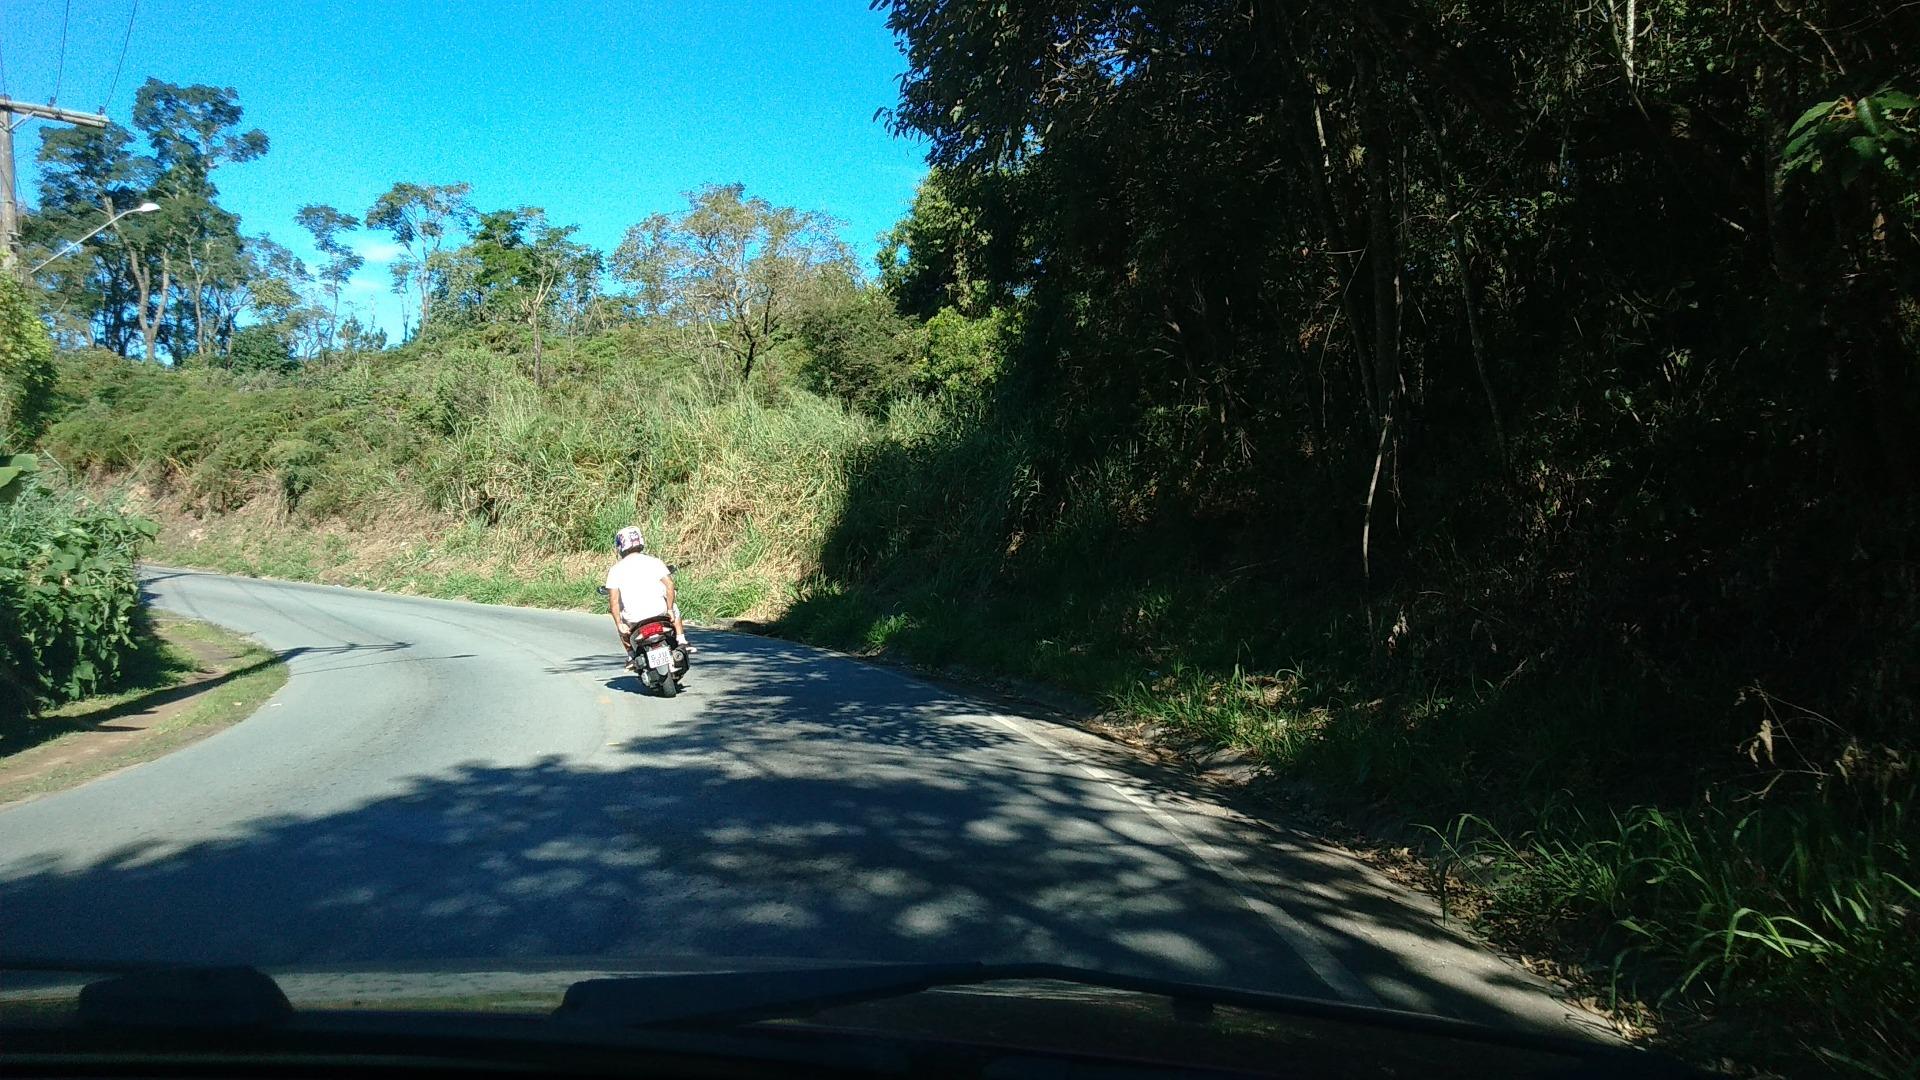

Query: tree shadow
(0, 634), (1593, 1038)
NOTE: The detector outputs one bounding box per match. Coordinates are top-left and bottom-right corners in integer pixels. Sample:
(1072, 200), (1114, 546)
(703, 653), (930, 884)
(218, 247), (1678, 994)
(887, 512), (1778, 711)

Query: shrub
(226, 324), (295, 373)
(0, 275), (58, 449)
(790, 285), (924, 413)
(0, 478), (154, 718)
(921, 306), (1005, 396)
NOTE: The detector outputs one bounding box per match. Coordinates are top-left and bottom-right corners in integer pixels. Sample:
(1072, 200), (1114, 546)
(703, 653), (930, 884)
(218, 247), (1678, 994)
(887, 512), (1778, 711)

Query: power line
(104, 0), (139, 112)
(51, 0), (73, 103)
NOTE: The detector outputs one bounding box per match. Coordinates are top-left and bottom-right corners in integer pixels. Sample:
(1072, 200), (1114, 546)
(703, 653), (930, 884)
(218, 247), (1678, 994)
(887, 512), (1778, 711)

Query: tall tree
(31, 80), (268, 362)
(460, 207), (599, 384)
(26, 124), (155, 353)
(131, 78), (268, 179)
(877, 169), (997, 319)
(131, 79), (269, 362)
(295, 204), (364, 355)
(365, 182), (474, 336)
(612, 183), (853, 382)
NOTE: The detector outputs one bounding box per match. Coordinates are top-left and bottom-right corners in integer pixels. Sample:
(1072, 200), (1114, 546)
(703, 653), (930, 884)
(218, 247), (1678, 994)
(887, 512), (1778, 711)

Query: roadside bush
(921, 306), (1005, 397)
(0, 275), (58, 449)
(225, 324), (295, 373)
(790, 284), (924, 413)
(0, 480), (154, 719)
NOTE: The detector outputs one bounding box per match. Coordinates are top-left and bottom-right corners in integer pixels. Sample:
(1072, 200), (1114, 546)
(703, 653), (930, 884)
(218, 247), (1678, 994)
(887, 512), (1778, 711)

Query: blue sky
(2, 0), (928, 337)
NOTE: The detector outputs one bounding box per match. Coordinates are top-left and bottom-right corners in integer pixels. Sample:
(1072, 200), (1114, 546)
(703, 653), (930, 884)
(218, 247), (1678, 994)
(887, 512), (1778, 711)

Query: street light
(28, 201), (161, 274)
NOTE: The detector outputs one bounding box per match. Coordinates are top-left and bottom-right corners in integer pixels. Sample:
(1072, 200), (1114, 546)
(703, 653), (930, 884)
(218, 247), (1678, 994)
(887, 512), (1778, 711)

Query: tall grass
(1433, 795), (1917, 1074)
(46, 334), (878, 621)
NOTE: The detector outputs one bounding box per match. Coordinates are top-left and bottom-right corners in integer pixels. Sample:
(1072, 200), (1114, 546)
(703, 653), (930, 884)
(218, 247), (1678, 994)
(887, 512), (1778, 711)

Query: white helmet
(613, 526), (646, 554)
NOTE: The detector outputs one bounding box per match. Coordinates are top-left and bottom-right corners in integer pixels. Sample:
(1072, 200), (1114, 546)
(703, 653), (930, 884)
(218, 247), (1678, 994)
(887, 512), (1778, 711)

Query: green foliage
(0, 275), (59, 448)
(0, 482), (155, 718)
(0, 454), (40, 505)
(225, 324), (294, 373)
(41, 326), (876, 608)
(611, 183), (855, 381)
(790, 281), (924, 412)
(921, 306), (1005, 396)
(1784, 88), (1919, 190)
(366, 181), (476, 335)
(1436, 794), (1918, 1074)
(28, 78), (278, 363)
(878, 169), (997, 318)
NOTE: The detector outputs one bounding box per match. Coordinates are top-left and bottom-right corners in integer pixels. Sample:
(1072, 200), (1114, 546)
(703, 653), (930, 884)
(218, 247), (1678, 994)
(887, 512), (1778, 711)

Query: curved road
(0, 569), (1592, 1035)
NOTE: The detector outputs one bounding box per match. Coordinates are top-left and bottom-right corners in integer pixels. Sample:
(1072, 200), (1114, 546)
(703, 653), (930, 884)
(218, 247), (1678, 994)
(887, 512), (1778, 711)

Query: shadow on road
(0, 632), (1576, 1034)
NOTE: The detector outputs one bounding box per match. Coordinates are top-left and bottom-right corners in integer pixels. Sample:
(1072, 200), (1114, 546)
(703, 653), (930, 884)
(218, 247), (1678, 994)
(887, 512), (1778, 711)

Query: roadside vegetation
(2, 276), (155, 723)
(8, 5), (1917, 1074)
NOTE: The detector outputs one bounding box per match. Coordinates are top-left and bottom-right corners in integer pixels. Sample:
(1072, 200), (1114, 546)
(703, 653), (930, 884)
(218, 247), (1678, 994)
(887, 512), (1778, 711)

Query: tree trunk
(531, 314), (545, 388)
(191, 274), (210, 359)
(1358, 59), (1402, 421)
(127, 248), (170, 365)
(1356, 50), (1404, 579)
(128, 255), (154, 362)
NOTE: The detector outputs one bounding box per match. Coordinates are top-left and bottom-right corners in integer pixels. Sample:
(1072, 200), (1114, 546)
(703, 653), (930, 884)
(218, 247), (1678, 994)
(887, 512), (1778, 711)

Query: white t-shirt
(605, 553), (672, 622)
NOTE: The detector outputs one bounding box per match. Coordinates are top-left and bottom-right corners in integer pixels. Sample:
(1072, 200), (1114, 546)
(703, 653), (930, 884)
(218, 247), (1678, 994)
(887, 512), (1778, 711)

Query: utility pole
(1, 97), (109, 276)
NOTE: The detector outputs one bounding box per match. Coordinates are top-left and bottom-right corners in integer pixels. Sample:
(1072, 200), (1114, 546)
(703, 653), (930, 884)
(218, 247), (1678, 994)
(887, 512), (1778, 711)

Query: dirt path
(0, 617), (285, 807)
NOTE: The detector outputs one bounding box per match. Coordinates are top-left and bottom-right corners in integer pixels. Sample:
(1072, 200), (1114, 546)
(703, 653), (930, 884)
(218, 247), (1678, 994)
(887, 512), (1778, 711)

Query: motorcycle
(599, 570), (691, 697)
(624, 615), (690, 697)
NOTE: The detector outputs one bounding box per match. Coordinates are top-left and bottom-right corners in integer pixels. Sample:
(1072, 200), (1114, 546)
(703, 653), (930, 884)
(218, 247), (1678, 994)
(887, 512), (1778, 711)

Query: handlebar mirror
(596, 585), (610, 597)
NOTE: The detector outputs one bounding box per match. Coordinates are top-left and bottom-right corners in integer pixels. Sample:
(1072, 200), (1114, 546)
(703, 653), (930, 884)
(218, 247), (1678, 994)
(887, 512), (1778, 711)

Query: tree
(366, 182), (474, 336)
(132, 79), (269, 363)
(612, 183), (853, 382)
(789, 273), (924, 413)
(877, 169), (997, 319)
(31, 80), (268, 363)
(225, 323), (292, 373)
(216, 235), (308, 349)
(295, 204), (364, 355)
(336, 316), (387, 354)
(26, 123), (155, 354)
(131, 78), (268, 179)
(460, 207), (599, 384)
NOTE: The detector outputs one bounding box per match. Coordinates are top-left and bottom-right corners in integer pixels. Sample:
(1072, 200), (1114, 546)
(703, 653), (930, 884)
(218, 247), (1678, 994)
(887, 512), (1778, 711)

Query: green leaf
(1782, 127), (1822, 164)
(1787, 98), (1837, 137)
(1872, 89), (1919, 111)
(0, 453), (40, 504)
(1857, 98), (1892, 139)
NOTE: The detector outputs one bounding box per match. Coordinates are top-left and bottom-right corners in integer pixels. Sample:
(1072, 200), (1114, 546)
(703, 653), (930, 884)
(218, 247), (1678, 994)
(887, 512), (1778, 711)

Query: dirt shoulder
(0, 616), (287, 807)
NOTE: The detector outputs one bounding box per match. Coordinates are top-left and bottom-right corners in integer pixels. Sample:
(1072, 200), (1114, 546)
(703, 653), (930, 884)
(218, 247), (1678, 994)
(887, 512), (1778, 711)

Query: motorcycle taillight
(635, 621), (668, 639)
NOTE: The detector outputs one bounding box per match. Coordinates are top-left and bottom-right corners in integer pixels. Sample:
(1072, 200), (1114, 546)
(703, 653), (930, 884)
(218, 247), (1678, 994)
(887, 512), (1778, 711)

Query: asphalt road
(0, 569), (1595, 1036)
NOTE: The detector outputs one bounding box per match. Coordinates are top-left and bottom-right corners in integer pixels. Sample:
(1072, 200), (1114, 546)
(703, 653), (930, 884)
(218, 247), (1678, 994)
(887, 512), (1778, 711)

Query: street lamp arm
(28, 202), (161, 275)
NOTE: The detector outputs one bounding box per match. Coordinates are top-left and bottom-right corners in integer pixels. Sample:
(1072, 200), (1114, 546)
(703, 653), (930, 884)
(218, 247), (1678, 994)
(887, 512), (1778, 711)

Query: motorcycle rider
(605, 526), (691, 669)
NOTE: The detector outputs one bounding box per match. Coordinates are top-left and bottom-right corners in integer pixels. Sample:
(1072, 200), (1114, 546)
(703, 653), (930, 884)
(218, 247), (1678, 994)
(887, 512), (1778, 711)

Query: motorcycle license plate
(646, 645), (672, 670)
